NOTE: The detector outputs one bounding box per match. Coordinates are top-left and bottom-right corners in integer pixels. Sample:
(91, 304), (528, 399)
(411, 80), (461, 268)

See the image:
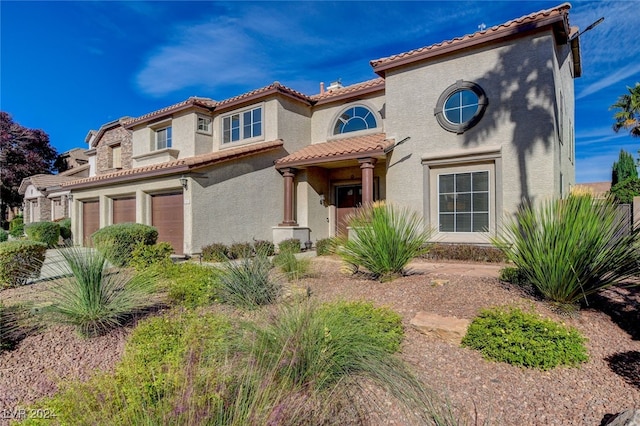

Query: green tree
(612, 149), (638, 185)
(611, 83), (640, 138)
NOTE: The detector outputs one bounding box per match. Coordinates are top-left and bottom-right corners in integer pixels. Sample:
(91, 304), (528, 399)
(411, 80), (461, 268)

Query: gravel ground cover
(1, 256), (639, 425)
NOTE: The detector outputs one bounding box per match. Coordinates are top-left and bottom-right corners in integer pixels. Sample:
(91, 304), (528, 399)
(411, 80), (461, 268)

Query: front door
(336, 184), (362, 236)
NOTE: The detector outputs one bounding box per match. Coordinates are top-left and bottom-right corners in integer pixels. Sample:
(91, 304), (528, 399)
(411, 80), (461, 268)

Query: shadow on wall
(463, 39), (557, 203)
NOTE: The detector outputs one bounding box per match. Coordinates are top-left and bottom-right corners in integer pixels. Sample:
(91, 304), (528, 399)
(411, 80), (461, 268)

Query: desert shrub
(337, 202), (433, 281)
(278, 238), (301, 254)
(229, 242), (253, 259)
(315, 238), (335, 256)
(92, 223), (158, 267)
(273, 251), (311, 281)
(610, 176), (640, 204)
(462, 306), (588, 370)
(493, 193), (640, 307)
(58, 217), (72, 241)
(0, 229), (7, 242)
(161, 262), (220, 308)
(9, 215), (24, 238)
(253, 239), (275, 256)
(423, 243), (506, 263)
(201, 243), (229, 262)
(46, 247), (159, 337)
(0, 240), (47, 288)
(24, 221), (60, 247)
(218, 252), (279, 309)
(130, 242), (173, 271)
(498, 266), (529, 286)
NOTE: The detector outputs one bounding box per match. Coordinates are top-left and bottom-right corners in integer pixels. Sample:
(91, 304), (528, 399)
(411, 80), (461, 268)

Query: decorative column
(279, 168), (298, 226)
(359, 158), (377, 205)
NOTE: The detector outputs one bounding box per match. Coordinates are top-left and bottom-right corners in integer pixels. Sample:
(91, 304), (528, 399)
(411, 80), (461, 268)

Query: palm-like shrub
(47, 247), (159, 337)
(337, 202), (433, 281)
(493, 193), (640, 307)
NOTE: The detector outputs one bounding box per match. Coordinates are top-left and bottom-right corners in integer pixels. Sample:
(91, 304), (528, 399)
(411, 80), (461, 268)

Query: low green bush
(499, 267), (529, 286)
(0, 229), (7, 242)
(315, 238), (335, 256)
(201, 242), (229, 262)
(461, 306), (588, 370)
(253, 239), (275, 256)
(423, 243), (506, 263)
(229, 242), (253, 259)
(0, 240), (47, 288)
(24, 221), (60, 247)
(58, 217), (72, 241)
(130, 242), (173, 271)
(161, 263), (220, 308)
(218, 252), (279, 308)
(278, 238), (301, 254)
(9, 215), (24, 238)
(92, 223), (158, 267)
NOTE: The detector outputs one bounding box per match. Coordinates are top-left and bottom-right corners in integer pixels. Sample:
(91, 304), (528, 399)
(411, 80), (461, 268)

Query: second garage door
(151, 193), (184, 255)
(113, 197), (136, 224)
(82, 200), (100, 246)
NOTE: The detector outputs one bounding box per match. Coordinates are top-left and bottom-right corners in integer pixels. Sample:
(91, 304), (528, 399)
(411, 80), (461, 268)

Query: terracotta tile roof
(124, 97), (216, 128)
(62, 139), (284, 190)
(88, 117), (132, 148)
(275, 133), (393, 168)
(215, 82), (312, 110)
(19, 174), (78, 195)
(311, 78), (385, 105)
(371, 3), (572, 74)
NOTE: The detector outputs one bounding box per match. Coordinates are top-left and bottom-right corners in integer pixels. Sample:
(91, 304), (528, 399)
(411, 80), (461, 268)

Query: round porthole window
(434, 81), (488, 134)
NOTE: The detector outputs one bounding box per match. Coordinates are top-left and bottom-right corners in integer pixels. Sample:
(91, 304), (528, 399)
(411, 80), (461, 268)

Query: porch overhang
(274, 133), (394, 169)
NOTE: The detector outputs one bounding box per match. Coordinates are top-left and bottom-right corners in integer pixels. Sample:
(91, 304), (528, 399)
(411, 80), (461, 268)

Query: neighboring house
(63, 3), (580, 255)
(19, 149), (90, 224)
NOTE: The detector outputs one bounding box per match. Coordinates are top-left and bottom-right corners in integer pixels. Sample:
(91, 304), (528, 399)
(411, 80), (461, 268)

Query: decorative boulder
(410, 312), (470, 344)
(605, 409), (640, 426)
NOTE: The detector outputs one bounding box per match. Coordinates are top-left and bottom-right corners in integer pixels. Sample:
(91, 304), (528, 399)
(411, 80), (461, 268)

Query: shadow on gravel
(590, 284), (640, 341)
(605, 351), (640, 390)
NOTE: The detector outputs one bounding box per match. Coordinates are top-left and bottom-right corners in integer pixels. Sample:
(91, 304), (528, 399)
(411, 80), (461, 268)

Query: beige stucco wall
(383, 30), (564, 242)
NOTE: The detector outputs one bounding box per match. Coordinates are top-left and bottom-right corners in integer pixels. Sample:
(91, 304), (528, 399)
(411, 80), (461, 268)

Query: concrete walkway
(29, 247), (96, 283)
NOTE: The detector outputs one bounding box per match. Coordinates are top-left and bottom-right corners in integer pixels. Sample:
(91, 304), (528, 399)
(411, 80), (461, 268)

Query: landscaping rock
(605, 409), (640, 426)
(410, 312), (470, 344)
(430, 279), (449, 287)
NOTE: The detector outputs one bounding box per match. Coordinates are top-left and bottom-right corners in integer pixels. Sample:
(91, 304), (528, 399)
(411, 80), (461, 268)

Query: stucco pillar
(279, 168), (298, 226)
(359, 158), (377, 205)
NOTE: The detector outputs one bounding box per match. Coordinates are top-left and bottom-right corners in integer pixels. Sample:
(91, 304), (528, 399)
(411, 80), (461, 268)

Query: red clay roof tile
(311, 78), (385, 103)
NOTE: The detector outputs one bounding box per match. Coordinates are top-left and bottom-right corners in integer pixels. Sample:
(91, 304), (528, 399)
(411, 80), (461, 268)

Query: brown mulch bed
(1, 256), (639, 425)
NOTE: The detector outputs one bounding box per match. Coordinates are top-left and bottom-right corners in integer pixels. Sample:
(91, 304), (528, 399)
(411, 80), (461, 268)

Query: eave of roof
(214, 82), (313, 112)
(371, 3), (572, 76)
(124, 97), (216, 129)
(19, 174), (78, 195)
(63, 139), (284, 190)
(88, 117), (133, 148)
(275, 133), (393, 169)
(310, 78), (385, 106)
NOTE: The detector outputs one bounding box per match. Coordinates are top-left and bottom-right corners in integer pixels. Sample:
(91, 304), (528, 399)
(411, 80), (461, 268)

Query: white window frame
(197, 116), (212, 134)
(222, 105), (263, 145)
(155, 126), (172, 150)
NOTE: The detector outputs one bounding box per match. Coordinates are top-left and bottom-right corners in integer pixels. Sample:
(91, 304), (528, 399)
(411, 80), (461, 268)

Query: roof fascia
(313, 84), (385, 106)
(275, 149), (387, 169)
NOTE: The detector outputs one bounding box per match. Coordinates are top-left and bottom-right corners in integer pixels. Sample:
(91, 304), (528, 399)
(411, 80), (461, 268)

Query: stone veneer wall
(96, 126), (133, 174)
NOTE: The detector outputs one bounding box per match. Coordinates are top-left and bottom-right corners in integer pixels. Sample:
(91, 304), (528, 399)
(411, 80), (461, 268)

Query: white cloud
(577, 62), (640, 100)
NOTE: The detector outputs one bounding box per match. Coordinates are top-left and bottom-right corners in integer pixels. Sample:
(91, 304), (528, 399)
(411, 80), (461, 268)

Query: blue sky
(1, 1), (638, 183)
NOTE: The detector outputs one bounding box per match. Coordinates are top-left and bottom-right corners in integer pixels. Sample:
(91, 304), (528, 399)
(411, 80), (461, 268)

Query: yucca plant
(46, 247), (159, 337)
(218, 249), (279, 308)
(493, 193), (640, 308)
(337, 202), (434, 281)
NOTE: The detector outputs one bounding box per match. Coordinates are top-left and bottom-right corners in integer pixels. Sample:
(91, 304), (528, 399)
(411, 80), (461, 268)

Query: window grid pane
(438, 171), (490, 233)
(223, 107), (262, 143)
(333, 106), (377, 135)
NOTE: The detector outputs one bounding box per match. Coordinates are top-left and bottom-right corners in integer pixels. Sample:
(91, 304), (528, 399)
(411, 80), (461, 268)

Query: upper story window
(223, 106), (262, 144)
(333, 106), (377, 135)
(434, 81), (488, 134)
(156, 126), (172, 150)
(197, 116), (212, 134)
(111, 144), (122, 168)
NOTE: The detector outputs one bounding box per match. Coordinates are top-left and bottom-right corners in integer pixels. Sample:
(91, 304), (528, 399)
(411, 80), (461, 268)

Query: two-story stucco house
(63, 3), (580, 255)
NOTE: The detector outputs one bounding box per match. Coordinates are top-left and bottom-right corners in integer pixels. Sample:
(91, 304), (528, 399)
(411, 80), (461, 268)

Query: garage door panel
(113, 197), (136, 224)
(152, 193), (183, 255)
(82, 201), (100, 247)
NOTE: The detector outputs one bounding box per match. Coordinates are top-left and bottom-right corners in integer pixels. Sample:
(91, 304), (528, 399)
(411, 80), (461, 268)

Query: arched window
(333, 106), (377, 135)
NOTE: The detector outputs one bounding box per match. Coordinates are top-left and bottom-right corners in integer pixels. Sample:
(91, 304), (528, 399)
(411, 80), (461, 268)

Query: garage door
(82, 200), (100, 246)
(151, 193), (183, 255)
(113, 197), (136, 224)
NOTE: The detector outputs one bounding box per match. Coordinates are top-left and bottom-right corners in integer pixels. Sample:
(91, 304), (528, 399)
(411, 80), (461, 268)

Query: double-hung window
(438, 171), (489, 232)
(156, 126), (172, 150)
(223, 106), (262, 144)
(197, 116), (212, 133)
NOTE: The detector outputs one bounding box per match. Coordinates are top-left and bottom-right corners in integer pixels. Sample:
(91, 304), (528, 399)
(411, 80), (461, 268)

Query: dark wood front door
(336, 184), (362, 236)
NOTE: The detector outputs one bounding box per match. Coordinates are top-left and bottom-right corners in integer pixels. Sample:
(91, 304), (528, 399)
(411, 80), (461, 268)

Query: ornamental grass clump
(218, 249), (279, 309)
(462, 306), (588, 370)
(338, 202), (434, 281)
(46, 246), (160, 337)
(493, 193), (640, 308)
